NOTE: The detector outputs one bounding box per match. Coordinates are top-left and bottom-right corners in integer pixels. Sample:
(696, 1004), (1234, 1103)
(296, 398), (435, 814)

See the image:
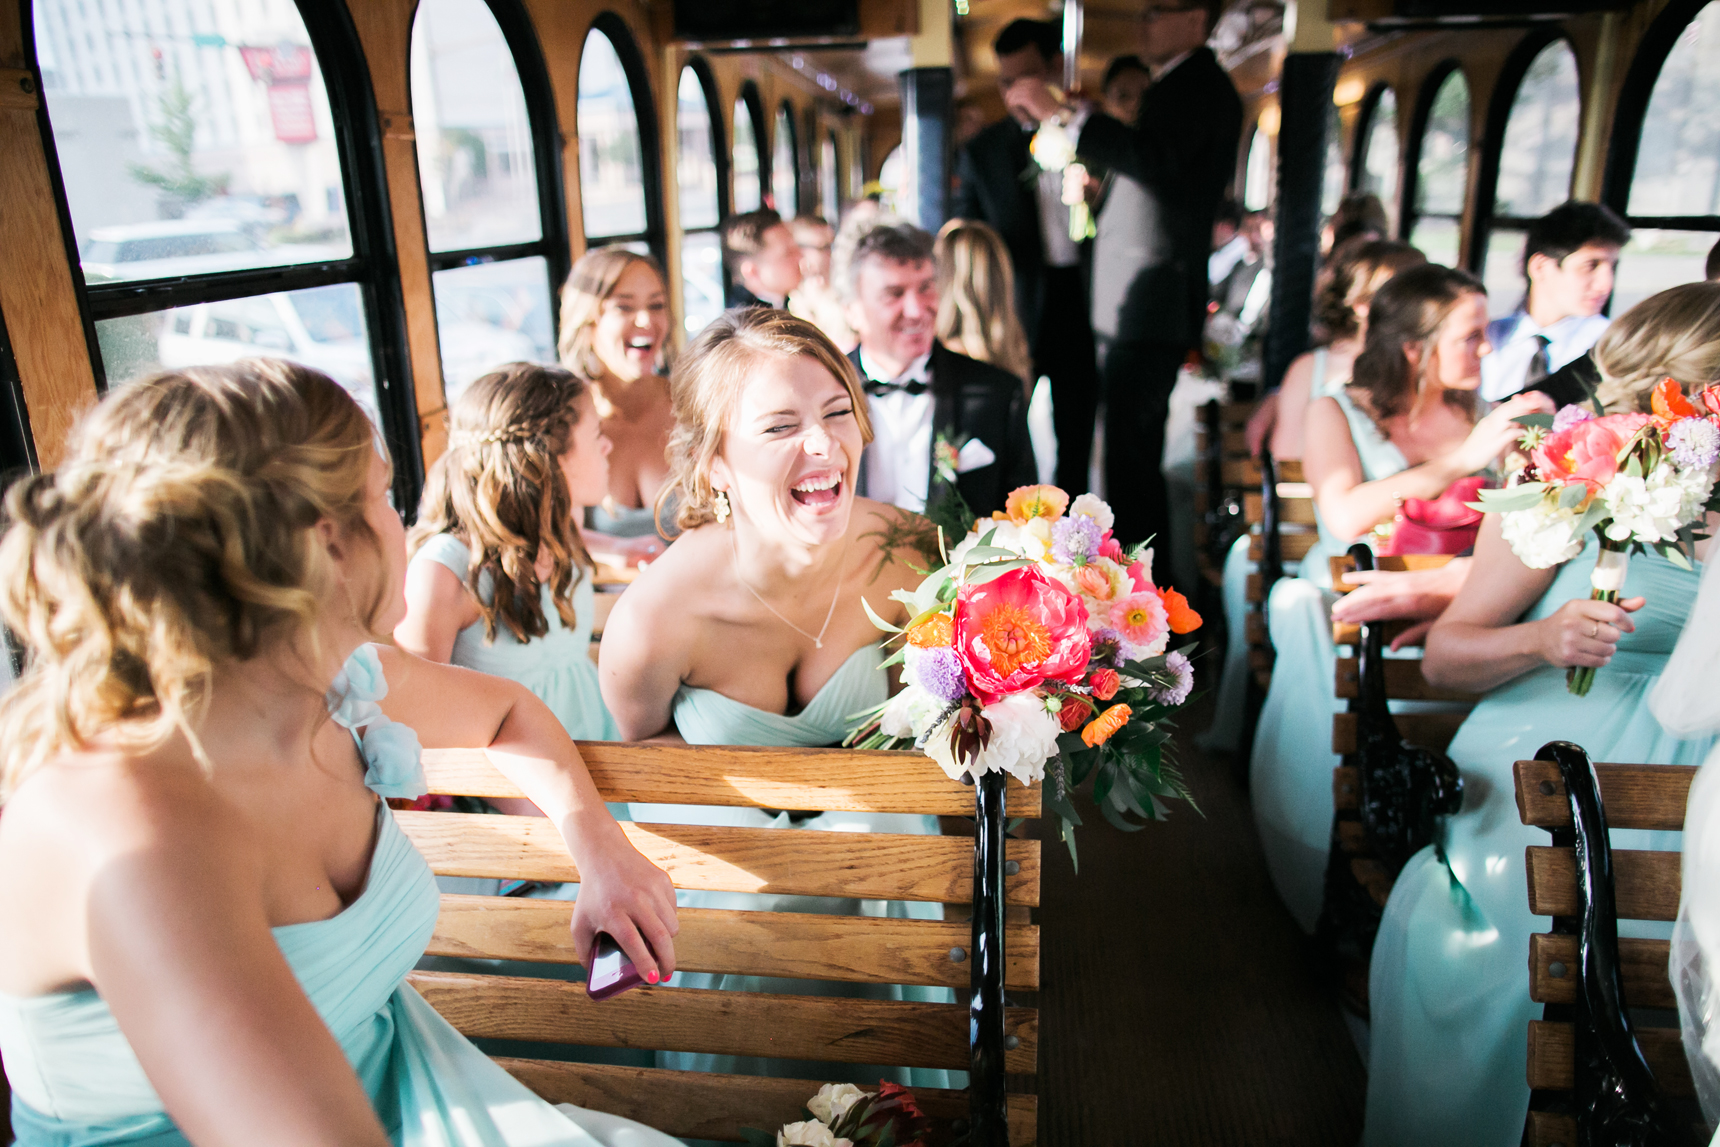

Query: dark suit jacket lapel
(847, 347), (871, 499)
(927, 345), (961, 502)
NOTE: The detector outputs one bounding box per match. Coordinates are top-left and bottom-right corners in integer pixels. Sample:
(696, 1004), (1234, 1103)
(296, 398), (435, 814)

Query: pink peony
(1531, 413), (1652, 494)
(954, 567), (1092, 705)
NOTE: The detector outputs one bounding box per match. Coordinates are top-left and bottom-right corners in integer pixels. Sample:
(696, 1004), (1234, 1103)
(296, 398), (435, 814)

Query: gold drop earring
(714, 489), (731, 524)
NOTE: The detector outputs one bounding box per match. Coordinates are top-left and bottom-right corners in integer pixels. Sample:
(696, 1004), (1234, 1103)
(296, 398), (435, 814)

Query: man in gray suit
(1008, 0), (1241, 559)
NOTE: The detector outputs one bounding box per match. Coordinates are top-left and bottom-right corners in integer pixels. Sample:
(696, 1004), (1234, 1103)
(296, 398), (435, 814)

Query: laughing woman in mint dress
(0, 360), (679, 1146)
(1363, 281), (1720, 1146)
(599, 308), (954, 1093)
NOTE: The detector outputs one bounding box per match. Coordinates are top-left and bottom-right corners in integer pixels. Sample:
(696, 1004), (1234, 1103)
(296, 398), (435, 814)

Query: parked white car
(80, 219), (339, 284)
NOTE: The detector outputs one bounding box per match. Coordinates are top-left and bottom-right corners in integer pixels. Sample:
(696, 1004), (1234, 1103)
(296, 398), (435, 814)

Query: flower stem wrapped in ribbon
(1472, 379), (1720, 695)
(849, 486), (1205, 869)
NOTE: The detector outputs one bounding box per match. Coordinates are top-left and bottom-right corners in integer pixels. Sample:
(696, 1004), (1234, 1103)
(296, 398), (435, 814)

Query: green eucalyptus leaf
(1513, 412), (1555, 430)
(1558, 483), (1587, 510)
(860, 595), (902, 634)
(1473, 484), (1551, 513)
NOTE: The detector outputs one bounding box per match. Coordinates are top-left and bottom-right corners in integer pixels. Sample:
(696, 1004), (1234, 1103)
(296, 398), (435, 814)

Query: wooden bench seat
(411, 745), (1042, 1145)
(1515, 744), (1703, 1146)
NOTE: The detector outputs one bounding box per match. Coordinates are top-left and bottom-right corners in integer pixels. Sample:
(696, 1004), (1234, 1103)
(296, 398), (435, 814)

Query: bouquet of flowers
(1473, 379), (1720, 695)
(849, 485), (1203, 867)
(742, 1081), (932, 1147)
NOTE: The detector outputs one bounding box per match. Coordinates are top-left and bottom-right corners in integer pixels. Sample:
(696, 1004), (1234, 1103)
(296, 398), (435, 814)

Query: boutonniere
(933, 431), (964, 486)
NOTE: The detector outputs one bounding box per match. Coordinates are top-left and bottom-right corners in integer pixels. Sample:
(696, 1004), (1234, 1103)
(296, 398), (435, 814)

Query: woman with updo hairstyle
(1363, 280), (1720, 1145)
(598, 307), (955, 1089)
(1249, 265), (1555, 938)
(0, 359), (678, 1146)
(397, 362), (618, 744)
(557, 245), (674, 565)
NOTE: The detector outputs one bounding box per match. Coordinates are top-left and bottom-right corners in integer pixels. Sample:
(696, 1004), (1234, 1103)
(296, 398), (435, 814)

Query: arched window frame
(24, 0), (426, 510)
(1349, 82), (1393, 194)
(1603, 0), (1720, 237)
(1470, 29), (1577, 277)
(417, 0), (572, 358)
(579, 13), (666, 266)
(677, 55), (731, 329)
(773, 99), (801, 217)
(735, 81), (768, 211)
(0, 304), (32, 483)
(1400, 59), (1469, 245)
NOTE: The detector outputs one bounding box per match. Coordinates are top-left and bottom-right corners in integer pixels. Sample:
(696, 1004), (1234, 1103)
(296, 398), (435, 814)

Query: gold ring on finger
(1589, 623), (1599, 638)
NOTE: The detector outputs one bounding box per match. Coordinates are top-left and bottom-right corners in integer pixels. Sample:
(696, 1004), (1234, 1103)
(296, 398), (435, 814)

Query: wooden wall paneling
(0, 2), (98, 469)
(346, 0), (449, 470)
(525, 0), (601, 263)
(659, 41), (685, 349)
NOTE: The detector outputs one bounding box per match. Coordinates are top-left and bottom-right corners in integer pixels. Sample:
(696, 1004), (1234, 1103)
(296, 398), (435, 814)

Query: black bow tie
(864, 378), (929, 397)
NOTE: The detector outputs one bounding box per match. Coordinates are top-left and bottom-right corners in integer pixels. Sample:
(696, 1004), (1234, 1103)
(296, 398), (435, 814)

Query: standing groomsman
(952, 18), (1099, 494)
(1006, 0), (1241, 563)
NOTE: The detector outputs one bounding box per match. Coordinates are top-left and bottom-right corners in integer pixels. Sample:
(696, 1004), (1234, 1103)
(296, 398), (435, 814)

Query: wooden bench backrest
(1195, 400), (1259, 588)
(1514, 753), (1698, 1147)
(404, 745), (1042, 1145)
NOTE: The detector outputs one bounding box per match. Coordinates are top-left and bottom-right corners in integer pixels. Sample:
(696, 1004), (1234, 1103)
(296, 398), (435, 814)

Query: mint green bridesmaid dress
(0, 646), (675, 1147)
(630, 643), (958, 1094)
(1250, 386), (1411, 932)
(1362, 541), (1714, 1146)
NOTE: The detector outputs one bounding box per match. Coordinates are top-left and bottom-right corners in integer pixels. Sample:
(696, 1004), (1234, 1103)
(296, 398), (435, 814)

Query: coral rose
(1057, 699), (1089, 731)
(954, 566), (1092, 705)
(1531, 413), (1651, 495)
(1089, 667), (1120, 700)
(1004, 485), (1069, 525)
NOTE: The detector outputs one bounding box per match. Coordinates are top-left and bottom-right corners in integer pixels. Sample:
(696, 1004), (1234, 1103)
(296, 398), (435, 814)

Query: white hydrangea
(925, 691), (1061, 786)
(1499, 504), (1584, 569)
(879, 682), (946, 739)
(778, 1121), (852, 1147)
(948, 519), (1050, 566)
(1070, 492), (1115, 532)
(806, 1084), (868, 1125)
(1601, 469), (1689, 544)
(1673, 464), (1717, 523)
(1029, 120), (1076, 171)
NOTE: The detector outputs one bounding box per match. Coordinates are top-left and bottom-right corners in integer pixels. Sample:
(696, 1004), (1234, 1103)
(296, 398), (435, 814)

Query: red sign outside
(238, 45), (313, 84)
(238, 45), (317, 144)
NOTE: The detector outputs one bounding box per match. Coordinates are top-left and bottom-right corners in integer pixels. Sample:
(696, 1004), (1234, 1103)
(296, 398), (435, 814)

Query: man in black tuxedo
(952, 18), (1099, 495)
(1009, 0), (1241, 561)
(840, 221), (1035, 518)
(720, 209), (802, 309)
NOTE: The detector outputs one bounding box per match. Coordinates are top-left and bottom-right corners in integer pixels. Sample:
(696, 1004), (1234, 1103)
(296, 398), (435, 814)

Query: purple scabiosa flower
(1051, 514), (1102, 566)
(1147, 650), (1194, 706)
(1667, 417), (1720, 470)
(1552, 404), (1597, 433)
(905, 644), (969, 703)
(1089, 627), (1125, 669)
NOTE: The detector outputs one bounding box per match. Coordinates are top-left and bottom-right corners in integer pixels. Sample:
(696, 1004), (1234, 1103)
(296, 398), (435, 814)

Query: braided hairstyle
(0, 359), (382, 798)
(410, 362), (594, 644)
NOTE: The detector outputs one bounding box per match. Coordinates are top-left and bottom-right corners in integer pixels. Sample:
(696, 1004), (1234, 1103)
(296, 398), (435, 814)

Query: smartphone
(586, 932), (653, 1000)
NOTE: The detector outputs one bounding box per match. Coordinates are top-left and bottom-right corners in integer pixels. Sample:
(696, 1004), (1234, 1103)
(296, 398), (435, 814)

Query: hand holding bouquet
(1473, 380), (1720, 694)
(849, 486), (1203, 867)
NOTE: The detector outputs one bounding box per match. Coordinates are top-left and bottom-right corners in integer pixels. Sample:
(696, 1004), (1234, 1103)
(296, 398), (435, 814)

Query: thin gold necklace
(730, 528), (847, 650)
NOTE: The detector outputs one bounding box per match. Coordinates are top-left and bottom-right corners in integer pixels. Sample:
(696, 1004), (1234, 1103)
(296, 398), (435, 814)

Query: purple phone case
(586, 932), (649, 1000)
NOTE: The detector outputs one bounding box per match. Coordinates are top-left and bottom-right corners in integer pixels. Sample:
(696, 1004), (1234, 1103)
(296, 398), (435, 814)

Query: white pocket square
(955, 438), (997, 473)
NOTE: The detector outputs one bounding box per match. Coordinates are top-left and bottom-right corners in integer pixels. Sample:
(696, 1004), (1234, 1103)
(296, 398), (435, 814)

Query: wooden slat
(411, 970), (1039, 1073)
(1529, 932), (1673, 1008)
(1222, 458), (1263, 487)
(1331, 619), (1418, 647)
(1349, 858), (1392, 906)
(1245, 611), (1268, 649)
(1334, 658), (1480, 704)
(1334, 766), (1358, 811)
(1244, 491), (1318, 526)
(1526, 1110), (1578, 1147)
(1277, 459), (1305, 484)
(1331, 711), (1468, 755)
(590, 591), (620, 636)
(1246, 529), (1320, 563)
(1514, 760), (1697, 833)
(496, 1058), (1040, 1146)
(592, 562), (641, 587)
(1330, 552), (1458, 592)
(397, 812), (1043, 906)
(1527, 1021), (1692, 1097)
(420, 745), (1043, 818)
(427, 896), (1041, 990)
(1525, 846), (1681, 921)
(1245, 573), (1265, 603)
(1337, 819), (1365, 854)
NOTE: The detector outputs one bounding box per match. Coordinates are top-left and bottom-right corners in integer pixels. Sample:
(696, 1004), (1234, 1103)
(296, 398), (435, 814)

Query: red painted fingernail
(646, 971), (659, 984)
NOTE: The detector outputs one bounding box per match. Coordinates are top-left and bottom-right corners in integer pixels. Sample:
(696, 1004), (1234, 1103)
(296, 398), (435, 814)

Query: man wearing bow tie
(841, 221), (1035, 518)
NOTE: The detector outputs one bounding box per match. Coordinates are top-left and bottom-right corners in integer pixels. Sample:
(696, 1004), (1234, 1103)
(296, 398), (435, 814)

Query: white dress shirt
(1479, 311), (1611, 402)
(1209, 234), (1251, 287)
(860, 348), (935, 512)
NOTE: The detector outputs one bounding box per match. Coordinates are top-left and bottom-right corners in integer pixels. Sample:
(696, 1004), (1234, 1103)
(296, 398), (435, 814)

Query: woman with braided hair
(396, 361), (619, 744)
(0, 358), (678, 1145)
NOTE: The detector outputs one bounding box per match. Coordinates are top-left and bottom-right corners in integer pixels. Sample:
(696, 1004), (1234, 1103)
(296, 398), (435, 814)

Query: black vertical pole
(969, 770), (1009, 1144)
(899, 66), (954, 234)
(1262, 52), (1340, 393)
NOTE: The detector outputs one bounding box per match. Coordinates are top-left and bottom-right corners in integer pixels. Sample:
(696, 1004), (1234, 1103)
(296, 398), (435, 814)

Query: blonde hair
(1593, 281), (1720, 412)
(556, 245), (668, 380)
(0, 359), (382, 798)
(662, 308), (872, 532)
(935, 219), (1034, 387)
(411, 363), (594, 644)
